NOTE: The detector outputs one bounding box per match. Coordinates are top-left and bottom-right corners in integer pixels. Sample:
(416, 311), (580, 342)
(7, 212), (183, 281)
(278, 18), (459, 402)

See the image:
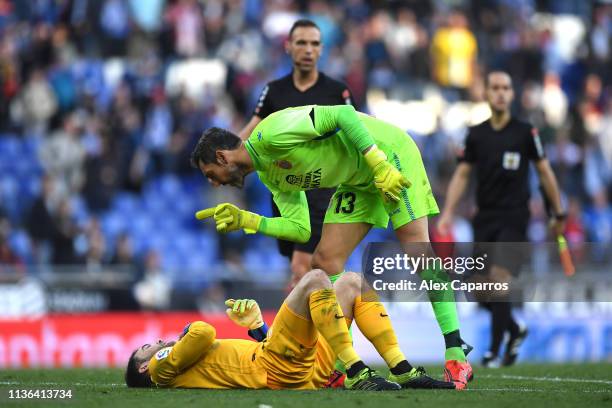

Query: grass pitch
(1, 364), (611, 408)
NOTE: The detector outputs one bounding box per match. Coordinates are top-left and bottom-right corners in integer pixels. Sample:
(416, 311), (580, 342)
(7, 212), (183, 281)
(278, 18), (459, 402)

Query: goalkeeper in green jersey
(190, 105), (473, 389)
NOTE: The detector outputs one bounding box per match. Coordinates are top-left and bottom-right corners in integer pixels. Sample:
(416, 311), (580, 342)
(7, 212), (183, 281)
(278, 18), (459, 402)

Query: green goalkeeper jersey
(245, 105), (403, 192)
(243, 105), (411, 243)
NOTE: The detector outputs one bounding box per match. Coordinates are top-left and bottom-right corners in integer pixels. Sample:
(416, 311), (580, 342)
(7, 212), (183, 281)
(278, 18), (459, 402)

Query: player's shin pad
(309, 289), (360, 370)
(354, 293), (406, 369)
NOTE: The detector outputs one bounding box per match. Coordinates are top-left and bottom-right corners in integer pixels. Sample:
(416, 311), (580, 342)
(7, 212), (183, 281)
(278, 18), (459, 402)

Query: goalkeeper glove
(195, 203), (262, 234)
(363, 145), (411, 202)
(224, 299), (264, 330)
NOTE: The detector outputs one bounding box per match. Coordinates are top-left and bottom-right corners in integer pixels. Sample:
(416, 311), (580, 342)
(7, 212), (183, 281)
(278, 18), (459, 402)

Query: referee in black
(239, 19), (354, 289)
(437, 71), (565, 367)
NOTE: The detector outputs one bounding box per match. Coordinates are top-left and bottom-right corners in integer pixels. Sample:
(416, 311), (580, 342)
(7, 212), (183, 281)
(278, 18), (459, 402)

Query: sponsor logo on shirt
(502, 152), (521, 170)
(257, 131), (262, 141)
(302, 168), (322, 189)
(155, 347), (172, 361)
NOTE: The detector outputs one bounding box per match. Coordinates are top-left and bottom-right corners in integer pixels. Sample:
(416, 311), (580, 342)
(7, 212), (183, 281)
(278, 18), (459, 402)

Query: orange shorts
(258, 303), (336, 389)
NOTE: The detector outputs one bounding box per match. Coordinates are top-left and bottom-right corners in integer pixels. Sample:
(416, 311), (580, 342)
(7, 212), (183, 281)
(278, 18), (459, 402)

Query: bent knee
(298, 268), (332, 291)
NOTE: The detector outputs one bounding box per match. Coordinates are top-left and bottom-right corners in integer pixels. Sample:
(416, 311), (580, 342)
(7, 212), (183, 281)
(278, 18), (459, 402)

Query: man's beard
(228, 165), (245, 188)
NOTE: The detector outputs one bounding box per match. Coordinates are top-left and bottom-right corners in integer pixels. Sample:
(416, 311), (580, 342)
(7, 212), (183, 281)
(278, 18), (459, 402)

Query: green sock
(420, 267), (465, 361)
(331, 270), (349, 374)
(445, 347), (466, 362)
(329, 271), (344, 284)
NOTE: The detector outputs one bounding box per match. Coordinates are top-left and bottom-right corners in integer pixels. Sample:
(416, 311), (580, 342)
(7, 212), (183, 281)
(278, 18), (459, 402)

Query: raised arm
(311, 105), (376, 153)
(259, 189), (311, 243)
(195, 184), (311, 243)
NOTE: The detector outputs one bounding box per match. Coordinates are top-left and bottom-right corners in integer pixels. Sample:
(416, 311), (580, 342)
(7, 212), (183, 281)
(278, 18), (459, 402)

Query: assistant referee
(437, 71), (565, 367)
(239, 19), (354, 288)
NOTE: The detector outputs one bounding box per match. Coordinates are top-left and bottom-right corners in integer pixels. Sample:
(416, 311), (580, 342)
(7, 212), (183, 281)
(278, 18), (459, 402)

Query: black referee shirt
(253, 72), (354, 232)
(253, 72), (353, 119)
(458, 118), (545, 214)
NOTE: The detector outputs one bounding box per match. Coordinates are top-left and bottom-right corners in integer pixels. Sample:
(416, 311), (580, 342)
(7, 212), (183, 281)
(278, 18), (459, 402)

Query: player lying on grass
(191, 104), (473, 388)
(125, 270), (456, 390)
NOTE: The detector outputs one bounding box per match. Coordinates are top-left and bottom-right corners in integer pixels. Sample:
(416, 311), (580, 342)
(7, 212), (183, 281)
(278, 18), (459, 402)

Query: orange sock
(354, 292), (406, 369)
(309, 289), (361, 369)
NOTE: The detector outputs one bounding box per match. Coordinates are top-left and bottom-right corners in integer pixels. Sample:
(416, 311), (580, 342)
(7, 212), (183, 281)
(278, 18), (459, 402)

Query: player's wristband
(180, 323), (191, 339)
(248, 322), (268, 342)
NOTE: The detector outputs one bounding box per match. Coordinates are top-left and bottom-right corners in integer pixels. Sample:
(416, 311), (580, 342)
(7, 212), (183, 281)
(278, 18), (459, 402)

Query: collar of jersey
(244, 140), (264, 171)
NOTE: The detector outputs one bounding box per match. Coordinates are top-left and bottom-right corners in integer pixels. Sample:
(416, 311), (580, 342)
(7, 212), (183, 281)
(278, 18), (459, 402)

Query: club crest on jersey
(257, 131), (262, 141)
(274, 160), (292, 169)
(155, 347), (171, 360)
(502, 152), (521, 170)
(285, 168), (322, 188)
(286, 174), (303, 185)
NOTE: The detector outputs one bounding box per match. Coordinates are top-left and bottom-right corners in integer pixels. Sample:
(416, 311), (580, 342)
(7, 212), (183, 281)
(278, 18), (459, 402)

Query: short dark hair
(190, 127), (241, 168)
(125, 349), (153, 388)
(288, 19), (320, 39)
(485, 70), (512, 88)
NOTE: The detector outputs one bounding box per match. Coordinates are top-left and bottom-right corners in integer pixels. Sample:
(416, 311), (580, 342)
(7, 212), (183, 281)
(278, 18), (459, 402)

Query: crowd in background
(0, 0), (610, 310)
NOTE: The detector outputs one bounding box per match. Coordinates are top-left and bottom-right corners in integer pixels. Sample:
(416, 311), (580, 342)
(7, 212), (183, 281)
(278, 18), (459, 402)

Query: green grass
(1, 364), (611, 408)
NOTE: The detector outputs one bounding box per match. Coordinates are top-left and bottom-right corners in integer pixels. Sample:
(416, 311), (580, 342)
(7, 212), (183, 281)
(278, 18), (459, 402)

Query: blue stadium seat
(145, 233), (168, 252)
(112, 193), (140, 216)
(8, 228), (33, 263)
(70, 196), (90, 225)
(21, 174), (41, 199)
(129, 213), (155, 237)
(143, 193), (169, 215)
(101, 211), (128, 240)
(0, 136), (21, 159)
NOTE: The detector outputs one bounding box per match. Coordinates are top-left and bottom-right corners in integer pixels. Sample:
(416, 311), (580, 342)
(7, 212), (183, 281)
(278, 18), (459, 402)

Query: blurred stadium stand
(0, 0), (610, 313)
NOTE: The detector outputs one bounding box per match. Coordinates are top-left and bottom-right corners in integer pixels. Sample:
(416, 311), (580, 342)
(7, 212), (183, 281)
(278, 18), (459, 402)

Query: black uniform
(253, 72), (354, 257)
(459, 116), (546, 363)
(459, 117), (546, 248)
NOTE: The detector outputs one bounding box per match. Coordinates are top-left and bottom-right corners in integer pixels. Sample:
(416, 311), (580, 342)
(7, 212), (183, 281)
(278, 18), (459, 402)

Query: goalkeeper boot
(502, 325), (528, 367)
(443, 360), (473, 390)
(344, 367), (401, 391)
(389, 366), (456, 390)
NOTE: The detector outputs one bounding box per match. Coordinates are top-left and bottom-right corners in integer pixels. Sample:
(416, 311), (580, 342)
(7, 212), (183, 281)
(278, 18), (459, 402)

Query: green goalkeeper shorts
(323, 133), (439, 230)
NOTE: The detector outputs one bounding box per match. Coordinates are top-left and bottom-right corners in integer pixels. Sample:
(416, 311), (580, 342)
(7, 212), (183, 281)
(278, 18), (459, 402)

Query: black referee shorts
(271, 188), (335, 259)
(473, 209), (529, 276)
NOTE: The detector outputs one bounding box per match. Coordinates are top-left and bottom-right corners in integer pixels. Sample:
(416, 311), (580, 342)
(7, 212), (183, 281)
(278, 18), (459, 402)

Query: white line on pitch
(481, 374), (612, 385)
(469, 388), (612, 393)
(467, 388), (543, 392)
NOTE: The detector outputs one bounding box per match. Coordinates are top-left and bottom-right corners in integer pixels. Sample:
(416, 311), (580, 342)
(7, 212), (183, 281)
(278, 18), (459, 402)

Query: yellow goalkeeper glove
(224, 299), (264, 330)
(363, 145), (411, 202)
(195, 203), (262, 234)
